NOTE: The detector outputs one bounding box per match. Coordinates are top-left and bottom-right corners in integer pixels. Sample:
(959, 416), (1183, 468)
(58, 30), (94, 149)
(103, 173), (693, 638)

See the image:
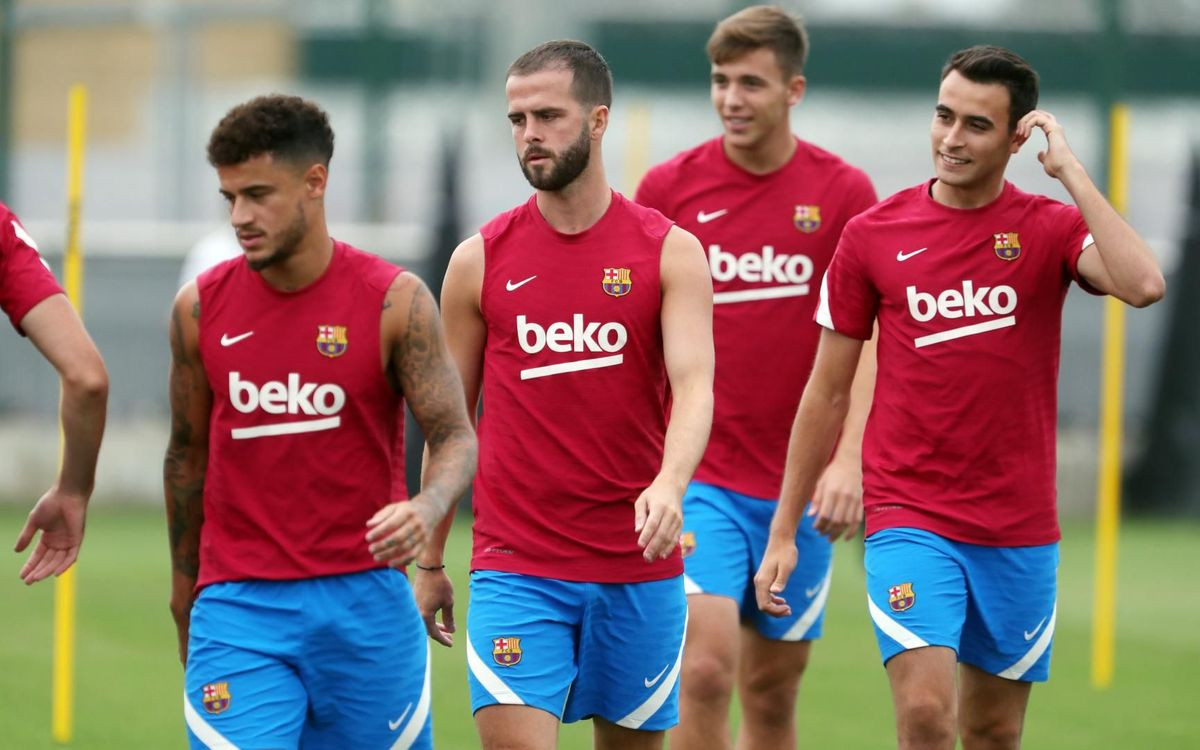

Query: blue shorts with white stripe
(864, 527), (1058, 682)
(466, 570), (686, 730)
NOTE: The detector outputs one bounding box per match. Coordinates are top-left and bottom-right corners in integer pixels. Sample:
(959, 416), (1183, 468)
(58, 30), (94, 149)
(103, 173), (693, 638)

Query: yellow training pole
(1091, 103), (1128, 690)
(623, 100), (650, 196)
(52, 83), (87, 744)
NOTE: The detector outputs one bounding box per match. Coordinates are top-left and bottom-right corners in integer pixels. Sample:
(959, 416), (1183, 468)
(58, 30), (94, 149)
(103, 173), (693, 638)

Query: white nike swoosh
(220, 331), (254, 346)
(696, 209), (728, 224)
(1024, 617), (1047, 641)
(805, 583), (823, 599)
(388, 702), (413, 731)
(643, 663), (670, 688)
(896, 247), (929, 262)
(506, 275), (537, 291)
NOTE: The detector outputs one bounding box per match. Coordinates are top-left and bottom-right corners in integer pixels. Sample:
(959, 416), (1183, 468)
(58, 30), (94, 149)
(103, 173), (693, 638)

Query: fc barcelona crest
(316, 325), (348, 358)
(794, 204), (821, 233)
(994, 232), (1021, 261)
(888, 582), (916, 612)
(201, 682), (231, 715)
(679, 531), (697, 558)
(492, 636), (523, 667)
(602, 267), (633, 297)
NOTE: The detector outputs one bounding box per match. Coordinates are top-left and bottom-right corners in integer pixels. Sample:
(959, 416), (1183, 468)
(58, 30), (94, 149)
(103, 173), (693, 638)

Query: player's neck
(534, 164), (613, 235)
(258, 226), (334, 292)
(723, 129), (796, 175)
(931, 174), (1006, 210)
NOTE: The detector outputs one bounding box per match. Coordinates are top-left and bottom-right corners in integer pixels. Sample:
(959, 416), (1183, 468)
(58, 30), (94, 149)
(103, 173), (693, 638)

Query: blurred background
(0, 2), (1197, 748)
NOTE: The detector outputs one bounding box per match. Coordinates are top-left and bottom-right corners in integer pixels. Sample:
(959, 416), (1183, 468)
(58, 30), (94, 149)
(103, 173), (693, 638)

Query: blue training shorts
(865, 527), (1058, 682)
(466, 570), (686, 731)
(184, 568), (432, 749)
(681, 481), (833, 640)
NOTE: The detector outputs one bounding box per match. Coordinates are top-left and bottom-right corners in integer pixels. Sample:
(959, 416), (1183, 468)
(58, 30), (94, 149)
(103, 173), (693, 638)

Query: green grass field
(1, 505), (1198, 749)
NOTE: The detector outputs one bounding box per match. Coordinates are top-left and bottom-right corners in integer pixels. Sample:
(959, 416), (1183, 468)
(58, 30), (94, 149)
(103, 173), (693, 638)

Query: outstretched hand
(14, 488), (87, 585)
(1016, 109), (1081, 180)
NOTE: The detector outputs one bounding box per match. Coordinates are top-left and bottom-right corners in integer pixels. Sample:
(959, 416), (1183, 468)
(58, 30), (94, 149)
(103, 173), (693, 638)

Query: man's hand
(634, 479), (684, 562)
(366, 496), (440, 567)
(412, 567), (456, 647)
(810, 457), (864, 542)
(1016, 109), (1082, 181)
(754, 536), (798, 617)
(169, 571), (196, 667)
(13, 487), (87, 585)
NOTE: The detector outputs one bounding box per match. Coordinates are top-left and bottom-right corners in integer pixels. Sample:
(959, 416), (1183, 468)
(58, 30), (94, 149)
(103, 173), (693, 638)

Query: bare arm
(13, 294), (108, 584)
(810, 324), (877, 541)
(636, 226), (714, 561)
(163, 282), (211, 665)
(1015, 110), (1165, 307)
(755, 328), (863, 616)
(365, 268), (477, 571)
(413, 235), (486, 646)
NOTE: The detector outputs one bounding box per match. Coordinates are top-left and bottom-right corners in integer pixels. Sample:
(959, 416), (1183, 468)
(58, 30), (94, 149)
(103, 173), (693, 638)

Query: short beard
(247, 203), (308, 271)
(519, 123), (591, 192)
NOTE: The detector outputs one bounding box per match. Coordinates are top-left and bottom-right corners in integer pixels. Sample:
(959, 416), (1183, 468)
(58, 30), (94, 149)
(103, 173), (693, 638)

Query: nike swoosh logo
(1024, 617), (1047, 641)
(896, 247), (929, 261)
(388, 702), (413, 731)
(805, 583), (823, 598)
(643, 664), (670, 688)
(506, 275), (537, 291)
(220, 331), (254, 346)
(696, 209), (728, 224)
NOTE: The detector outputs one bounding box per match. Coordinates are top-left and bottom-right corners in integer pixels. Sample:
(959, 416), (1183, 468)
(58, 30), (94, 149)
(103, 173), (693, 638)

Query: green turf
(1, 505), (1198, 748)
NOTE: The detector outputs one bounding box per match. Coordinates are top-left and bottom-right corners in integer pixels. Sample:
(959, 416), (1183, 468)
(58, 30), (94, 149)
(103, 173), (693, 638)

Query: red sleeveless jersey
(196, 241), (406, 587)
(472, 192), (681, 582)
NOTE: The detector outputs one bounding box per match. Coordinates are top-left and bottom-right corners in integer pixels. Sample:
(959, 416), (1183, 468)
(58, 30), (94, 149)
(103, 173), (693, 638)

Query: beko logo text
(516, 314), (627, 380)
(708, 245), (813, 304)
(905, 281), (1018, 348)
(228, 372), (345, 439)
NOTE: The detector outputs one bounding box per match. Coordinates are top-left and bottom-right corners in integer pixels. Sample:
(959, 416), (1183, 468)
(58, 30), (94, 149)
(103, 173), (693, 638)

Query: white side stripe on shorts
(617, 611), (688, 729)
(683, 574), (702, 595)
(997, 602), (1057, 680)
(781, 562), (833, 641)
(466, 632), (526, 706)
(183, 689), (240, 750)
(391, 641), (433, 750)
(868, 594), (929, 650)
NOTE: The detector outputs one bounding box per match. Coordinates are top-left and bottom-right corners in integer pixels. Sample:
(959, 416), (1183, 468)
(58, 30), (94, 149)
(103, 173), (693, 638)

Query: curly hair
(206, 94), (334, 168)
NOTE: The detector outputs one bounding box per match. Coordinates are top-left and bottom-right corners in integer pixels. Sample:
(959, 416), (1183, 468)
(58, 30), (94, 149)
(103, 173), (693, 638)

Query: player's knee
(680, 651), (734, 705)
(739, 665), (802, 726)
(896, 693), (956, 749)
(959, 714), (1024, 750)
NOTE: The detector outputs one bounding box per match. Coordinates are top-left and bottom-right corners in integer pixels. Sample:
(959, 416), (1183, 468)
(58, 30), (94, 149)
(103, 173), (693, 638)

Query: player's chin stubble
(519, 124), (591, 192)
(247, 205), (309, 271)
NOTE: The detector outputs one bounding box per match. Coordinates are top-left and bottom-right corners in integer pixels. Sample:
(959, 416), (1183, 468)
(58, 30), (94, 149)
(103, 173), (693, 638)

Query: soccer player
(634, 6), (877, 748)
(414, 40), (714, 750)
(3, 203), (108, 585)
(755, 46), (1165, 750)
(164, 95), (476, 749)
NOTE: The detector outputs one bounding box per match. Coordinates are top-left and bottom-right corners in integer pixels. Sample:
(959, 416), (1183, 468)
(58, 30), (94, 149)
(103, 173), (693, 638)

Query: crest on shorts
(602, 267), (632, 297)
(794, 204), (821, 233)
(316, 325), (348, 358)
(201, 681), (231, 714)
(492, 636), (523, 667)
(679, 531), (697, 558)
(993, 232), (1021, 261)
(888, 582), (916, 612)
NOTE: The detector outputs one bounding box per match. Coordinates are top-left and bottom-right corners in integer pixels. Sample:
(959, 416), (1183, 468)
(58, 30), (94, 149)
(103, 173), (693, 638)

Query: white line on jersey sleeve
(815, 271), (835, 330)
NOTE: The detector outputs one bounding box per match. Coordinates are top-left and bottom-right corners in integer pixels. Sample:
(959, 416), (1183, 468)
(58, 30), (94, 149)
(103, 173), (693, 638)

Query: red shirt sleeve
(0, 212), (64, 334)
(815, 215), (878, 340)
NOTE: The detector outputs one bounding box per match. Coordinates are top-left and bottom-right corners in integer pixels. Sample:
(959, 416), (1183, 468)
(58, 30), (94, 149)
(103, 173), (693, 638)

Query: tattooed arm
(364, 270), (477, 572)
(164, 282), (212, 666)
